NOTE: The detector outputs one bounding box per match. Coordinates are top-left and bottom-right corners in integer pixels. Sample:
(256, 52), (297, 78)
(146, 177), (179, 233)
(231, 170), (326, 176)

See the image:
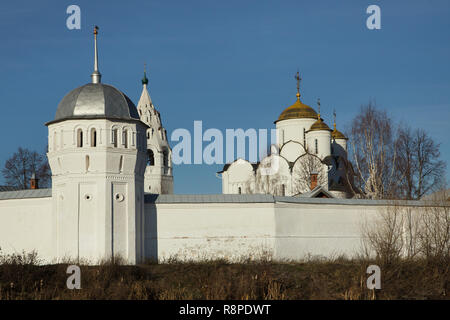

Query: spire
(333, 109), (337, 131)
(295, 70), (301, 100)
(317, 98), (321, 119)
(142, 63), (149, 86)
(91, 25), (102, 84)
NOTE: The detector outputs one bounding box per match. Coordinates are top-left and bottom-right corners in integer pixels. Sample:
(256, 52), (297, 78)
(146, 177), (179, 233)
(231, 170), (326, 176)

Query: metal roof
(0, 188), (52, 200)
(0, 186), (20, 192)
(144, 193), (439, 207)
(145, 193), (275, 204)
(48, 83), (139, 125)
(0, 189), (443, 207)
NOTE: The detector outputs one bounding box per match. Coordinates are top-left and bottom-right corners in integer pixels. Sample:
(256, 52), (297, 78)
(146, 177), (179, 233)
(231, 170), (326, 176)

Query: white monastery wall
(0, 193), (431, 264)
(0, 196), (54, 262)
(144, 201), (275, 262)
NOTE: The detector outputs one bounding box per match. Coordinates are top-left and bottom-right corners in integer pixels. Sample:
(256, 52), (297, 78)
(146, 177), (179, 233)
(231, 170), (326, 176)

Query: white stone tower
(137, 66), (173, 194)
(46, 26), (148, 264)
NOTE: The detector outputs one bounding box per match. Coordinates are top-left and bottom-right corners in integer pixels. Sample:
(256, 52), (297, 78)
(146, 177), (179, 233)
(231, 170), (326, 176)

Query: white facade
(47, 118), (147, 264)
(137, 72), (174, 194)
(0, 192), (434, 263)
(220, 88), (352, 198)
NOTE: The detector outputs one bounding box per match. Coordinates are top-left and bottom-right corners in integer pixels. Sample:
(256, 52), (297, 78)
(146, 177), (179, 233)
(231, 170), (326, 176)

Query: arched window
(77, 129), (83, 148)
(123, 129), (129, 148)
(91, 128), (97, 147)
(315, 139), (318, 154)
(163, 149), (168, 167)
(238, 187), (242, 194)
(147, 150), (155, 166)
(112, 128), (118, 147)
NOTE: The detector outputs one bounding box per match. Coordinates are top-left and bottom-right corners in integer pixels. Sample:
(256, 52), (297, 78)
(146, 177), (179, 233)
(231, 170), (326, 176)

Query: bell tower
(137, 65), (174, 194)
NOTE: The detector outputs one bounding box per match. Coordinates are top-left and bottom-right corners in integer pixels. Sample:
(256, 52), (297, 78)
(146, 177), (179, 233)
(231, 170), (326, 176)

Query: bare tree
(396, 125), (446, 199)
(417, 190), (450, 262)
(291, 153), (326, 194)
(254, 156), (285, 195)
(2, 147), (51, 189)
(349, 102), (397, 199)
(362, 190), (450, 263)
(361, 204), (406, 264)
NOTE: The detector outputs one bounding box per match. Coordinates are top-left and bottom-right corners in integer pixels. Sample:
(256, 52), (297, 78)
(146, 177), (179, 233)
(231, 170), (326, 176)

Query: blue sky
(0, 0), (449, 193)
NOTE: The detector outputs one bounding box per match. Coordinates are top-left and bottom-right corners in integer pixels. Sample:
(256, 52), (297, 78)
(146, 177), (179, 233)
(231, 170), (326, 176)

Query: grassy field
(0, 252), (448, 300)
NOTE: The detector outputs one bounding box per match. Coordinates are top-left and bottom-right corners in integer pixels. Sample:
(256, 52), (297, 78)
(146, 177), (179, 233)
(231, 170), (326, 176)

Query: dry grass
(0, 252), (448, 300)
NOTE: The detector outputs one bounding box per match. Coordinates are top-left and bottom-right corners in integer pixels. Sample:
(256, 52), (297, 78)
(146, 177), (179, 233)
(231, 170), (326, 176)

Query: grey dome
(52, 83), (139, 123)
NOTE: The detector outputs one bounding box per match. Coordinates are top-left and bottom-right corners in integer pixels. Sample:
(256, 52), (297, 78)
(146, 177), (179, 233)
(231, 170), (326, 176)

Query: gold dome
(275, 93), (318, 123)
(307, 116), (332, 132)
(331, 124), (348, 140)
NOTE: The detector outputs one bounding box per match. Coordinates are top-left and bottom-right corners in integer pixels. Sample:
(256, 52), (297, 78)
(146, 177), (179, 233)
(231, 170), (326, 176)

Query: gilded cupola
(275, 72), (318, 123)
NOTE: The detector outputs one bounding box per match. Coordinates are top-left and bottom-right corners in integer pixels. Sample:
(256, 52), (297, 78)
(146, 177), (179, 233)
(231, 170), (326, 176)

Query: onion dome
(275, 72), (318, 123)
(306, 98), (331, 132)
(308, 117), (332, 132)
(331, 123), (347, 140)
(331, 111), (348, 140)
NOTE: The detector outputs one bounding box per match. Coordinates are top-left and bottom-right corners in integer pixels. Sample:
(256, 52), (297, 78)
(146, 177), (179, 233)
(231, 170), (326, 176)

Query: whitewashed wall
(144, 202), (275, 262)
(0, 194), (430, 264)
(143, 197), (394, 262)
(0, 197), (54, 262)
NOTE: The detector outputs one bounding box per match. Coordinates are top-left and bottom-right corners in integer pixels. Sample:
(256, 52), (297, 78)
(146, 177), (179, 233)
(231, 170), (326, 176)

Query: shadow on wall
(144, 194), (158, 262)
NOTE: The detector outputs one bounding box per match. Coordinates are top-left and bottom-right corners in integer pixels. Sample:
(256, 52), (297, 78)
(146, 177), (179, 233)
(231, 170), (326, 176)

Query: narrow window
(147, 150), (155, 166)
(91, 128), (97, 147)
(315, 139), (318, 154)
(238, 187), (242, 194)
(85, 155), (90, 172)
(163, 149), (168, 167)
(281, 184), (285, 196)
(119, 155), (124, 173)
(77, 129), (83, 147)
(123, 130), (128, 148)
(303, 128), (306, 148)
(112, 128), (118, 147)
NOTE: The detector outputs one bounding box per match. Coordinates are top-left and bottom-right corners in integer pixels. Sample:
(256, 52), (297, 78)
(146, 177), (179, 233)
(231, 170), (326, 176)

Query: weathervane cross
(295, 71), (301, 96)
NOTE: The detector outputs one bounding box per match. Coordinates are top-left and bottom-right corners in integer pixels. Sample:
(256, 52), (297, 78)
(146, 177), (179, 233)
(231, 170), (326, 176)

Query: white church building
(0, 29), (431, 264)
(219, 72), (353, 199)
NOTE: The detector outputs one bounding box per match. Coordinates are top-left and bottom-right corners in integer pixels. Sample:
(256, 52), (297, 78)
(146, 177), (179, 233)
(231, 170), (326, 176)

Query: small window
(315, 139), (318, 154)
(281, 184), (285, 196)
(123, 130), (128, 148)
(147, 150), (155, 166)
(238, 187), (242, 194)
(112, 129), (118, 147)
(91, 128), (97, 147)
(77, 129), (83, 148)
(163, 149), (168, 167)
